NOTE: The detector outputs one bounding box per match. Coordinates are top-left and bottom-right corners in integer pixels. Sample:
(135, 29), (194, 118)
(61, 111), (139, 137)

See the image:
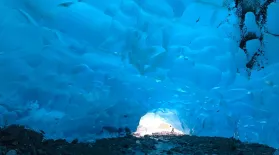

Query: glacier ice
(0, 0), (279, 149)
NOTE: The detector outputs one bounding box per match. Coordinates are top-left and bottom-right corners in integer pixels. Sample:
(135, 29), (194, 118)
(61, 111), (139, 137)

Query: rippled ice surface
(0, 0), (279, 148)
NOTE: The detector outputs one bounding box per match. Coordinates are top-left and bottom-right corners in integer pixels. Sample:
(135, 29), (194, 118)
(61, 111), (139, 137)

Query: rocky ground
(0, 125), (276, 155)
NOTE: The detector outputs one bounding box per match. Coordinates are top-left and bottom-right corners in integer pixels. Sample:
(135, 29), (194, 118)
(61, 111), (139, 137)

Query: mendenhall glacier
(0, 0), (279, 154)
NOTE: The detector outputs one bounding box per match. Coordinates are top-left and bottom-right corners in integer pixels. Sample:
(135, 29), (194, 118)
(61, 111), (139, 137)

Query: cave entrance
(133, 109), (187, 137)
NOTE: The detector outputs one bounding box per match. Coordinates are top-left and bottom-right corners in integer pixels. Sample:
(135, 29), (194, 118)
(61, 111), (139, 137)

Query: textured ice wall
(0, 0), (278, 147)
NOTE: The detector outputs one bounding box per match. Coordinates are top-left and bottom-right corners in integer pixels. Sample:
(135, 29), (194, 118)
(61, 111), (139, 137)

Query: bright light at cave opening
(133, 111), (186, 137)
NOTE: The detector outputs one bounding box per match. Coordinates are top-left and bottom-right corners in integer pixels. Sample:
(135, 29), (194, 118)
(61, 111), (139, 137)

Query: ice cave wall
(0, 0), (279, 148)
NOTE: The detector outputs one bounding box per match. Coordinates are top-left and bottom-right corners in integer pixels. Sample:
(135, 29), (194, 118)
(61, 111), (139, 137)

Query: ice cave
(0, 0), (279, 154)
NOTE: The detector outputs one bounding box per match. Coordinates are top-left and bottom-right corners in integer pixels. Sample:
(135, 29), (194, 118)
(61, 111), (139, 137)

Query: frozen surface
(0, 0), (279, 149)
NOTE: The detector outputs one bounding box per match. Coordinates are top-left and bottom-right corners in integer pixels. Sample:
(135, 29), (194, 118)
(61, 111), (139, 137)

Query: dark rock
(71, 139), (78, 144)
(0, 125), (277, 155)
